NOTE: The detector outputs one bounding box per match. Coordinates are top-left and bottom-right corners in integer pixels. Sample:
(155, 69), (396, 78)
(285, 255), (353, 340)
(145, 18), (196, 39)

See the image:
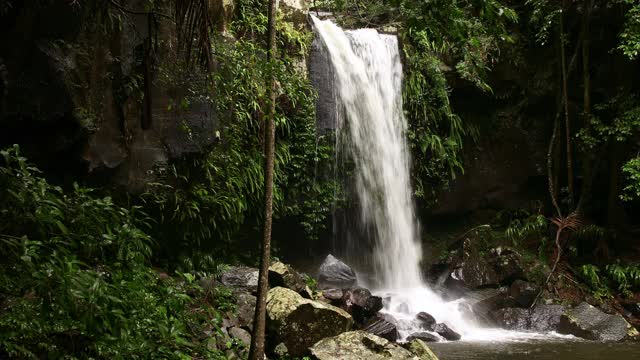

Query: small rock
(434, 323), (461, 341)
(416, 312), (437, 331)
(363, 316), (398, 342)
(228, 327), (251, 345)
(273, 342), (289, 358)
(322, 288), (344, 302)
(407, 332), (440, 342)
(318, 254), (357, 289)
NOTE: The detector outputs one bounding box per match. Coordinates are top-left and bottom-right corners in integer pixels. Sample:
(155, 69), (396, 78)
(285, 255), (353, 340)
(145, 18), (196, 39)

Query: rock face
(310, 331), (436, 360)
(220, 266), (259, 293)
(269, 261), (306, 293)
(341, 287), (384, 324)
(432, 230), (525, 298)
(529, 304), (565, 332)
(318, 254), (358, 289)
(363, 317), (399, 342)
(266, 287), (353, 357)
(489, 307), (531, 330)
(559, 302), (639, 341)
(509, 280), (539, 308)
(490, 304), (565, 332)
(280, 0), (310, 26)
(467, 287), (518, 323)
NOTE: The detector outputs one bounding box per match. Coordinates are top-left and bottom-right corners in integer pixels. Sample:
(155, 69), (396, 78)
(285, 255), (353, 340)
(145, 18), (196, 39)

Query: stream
(430, 339), (640, 359)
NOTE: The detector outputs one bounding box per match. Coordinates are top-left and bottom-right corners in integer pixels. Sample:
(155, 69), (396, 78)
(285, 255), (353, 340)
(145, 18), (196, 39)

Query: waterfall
(311, 16), (574, 343)
(311, 17), (422, 289)
(310, 16), (480, 341)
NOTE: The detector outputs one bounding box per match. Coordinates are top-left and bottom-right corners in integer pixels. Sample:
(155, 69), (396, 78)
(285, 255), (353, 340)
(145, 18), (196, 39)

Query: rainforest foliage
(1, 0), (640, 358)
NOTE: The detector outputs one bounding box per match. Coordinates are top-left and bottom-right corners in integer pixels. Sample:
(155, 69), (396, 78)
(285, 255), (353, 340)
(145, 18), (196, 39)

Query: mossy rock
(266, 287), (353, 357)
(310, 331), (439, 360)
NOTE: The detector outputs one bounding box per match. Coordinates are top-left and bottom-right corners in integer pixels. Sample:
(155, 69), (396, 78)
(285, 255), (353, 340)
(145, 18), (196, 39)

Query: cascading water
(311, 16), (571, 342)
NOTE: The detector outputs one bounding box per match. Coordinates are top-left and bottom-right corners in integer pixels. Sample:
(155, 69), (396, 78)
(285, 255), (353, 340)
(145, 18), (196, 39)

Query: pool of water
(429, 339), (640, 360)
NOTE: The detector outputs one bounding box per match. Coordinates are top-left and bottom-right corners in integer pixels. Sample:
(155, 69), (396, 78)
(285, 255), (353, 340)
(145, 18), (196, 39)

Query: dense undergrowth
(0, 146), (235, 359)
(143, 0), (338, 268)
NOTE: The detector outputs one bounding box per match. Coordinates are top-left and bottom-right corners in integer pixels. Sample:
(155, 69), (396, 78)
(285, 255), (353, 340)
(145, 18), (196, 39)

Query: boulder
(321, 288), (344, 303)
(467, 287), (518, 323)
(407, 332), (440, 343)
(228, 327), (251, 345)
(269, 261), (306, 293)
(489, 307), (531, 330)
(310, 331), (430, 360)
(318, 255), (357, 289)
(559, 302), (639, 341)
(405, 339), (440, 360)
(364, 317), (399, 342)
(342, 287), (384, 324)
(234, 292), (257, 330)
(416, 312), (437, 331)
(433, 323), (461, 341)
(220, 266), (258, 293)
(509, 280), (539, 308)
(489, 304), (566, 332)
(438, 242), (525, 296)
(529, 304), (565, 332)
(266, 287), (353, 357)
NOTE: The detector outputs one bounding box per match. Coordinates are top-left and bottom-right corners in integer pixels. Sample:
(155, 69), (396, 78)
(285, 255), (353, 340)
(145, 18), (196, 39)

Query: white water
(311, 16), (568, 343)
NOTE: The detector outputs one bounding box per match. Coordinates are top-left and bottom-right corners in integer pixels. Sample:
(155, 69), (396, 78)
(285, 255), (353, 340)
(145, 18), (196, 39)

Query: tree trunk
(548, 112), (562, 217)
(576, 0), (592, 216)
(560, 2), (574, 206)
(248, 0), (278, 359)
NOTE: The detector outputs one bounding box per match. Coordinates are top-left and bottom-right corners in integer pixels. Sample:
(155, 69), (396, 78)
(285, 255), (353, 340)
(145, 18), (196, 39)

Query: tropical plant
(0, 145), (234, 358)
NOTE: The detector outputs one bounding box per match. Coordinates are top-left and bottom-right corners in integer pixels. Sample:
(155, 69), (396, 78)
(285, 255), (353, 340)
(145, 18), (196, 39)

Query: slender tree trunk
(560, 2), (574, 205)
(548, 112), (562, 218)
(248, 0), (278, 359)
(576, 0), (592, 216)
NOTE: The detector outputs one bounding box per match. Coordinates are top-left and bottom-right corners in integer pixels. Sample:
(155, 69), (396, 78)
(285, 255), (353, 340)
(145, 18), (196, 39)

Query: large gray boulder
(266, 287), (353, 357)
(310, 331), (437, 360)
(489, 304), (566, 332)
(529, 304), (566, 332)
(318, 254), (358, 289)
(559, 302), (639, 341)
(489, 307), (531, 330)
(220, 266), (258, 293)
